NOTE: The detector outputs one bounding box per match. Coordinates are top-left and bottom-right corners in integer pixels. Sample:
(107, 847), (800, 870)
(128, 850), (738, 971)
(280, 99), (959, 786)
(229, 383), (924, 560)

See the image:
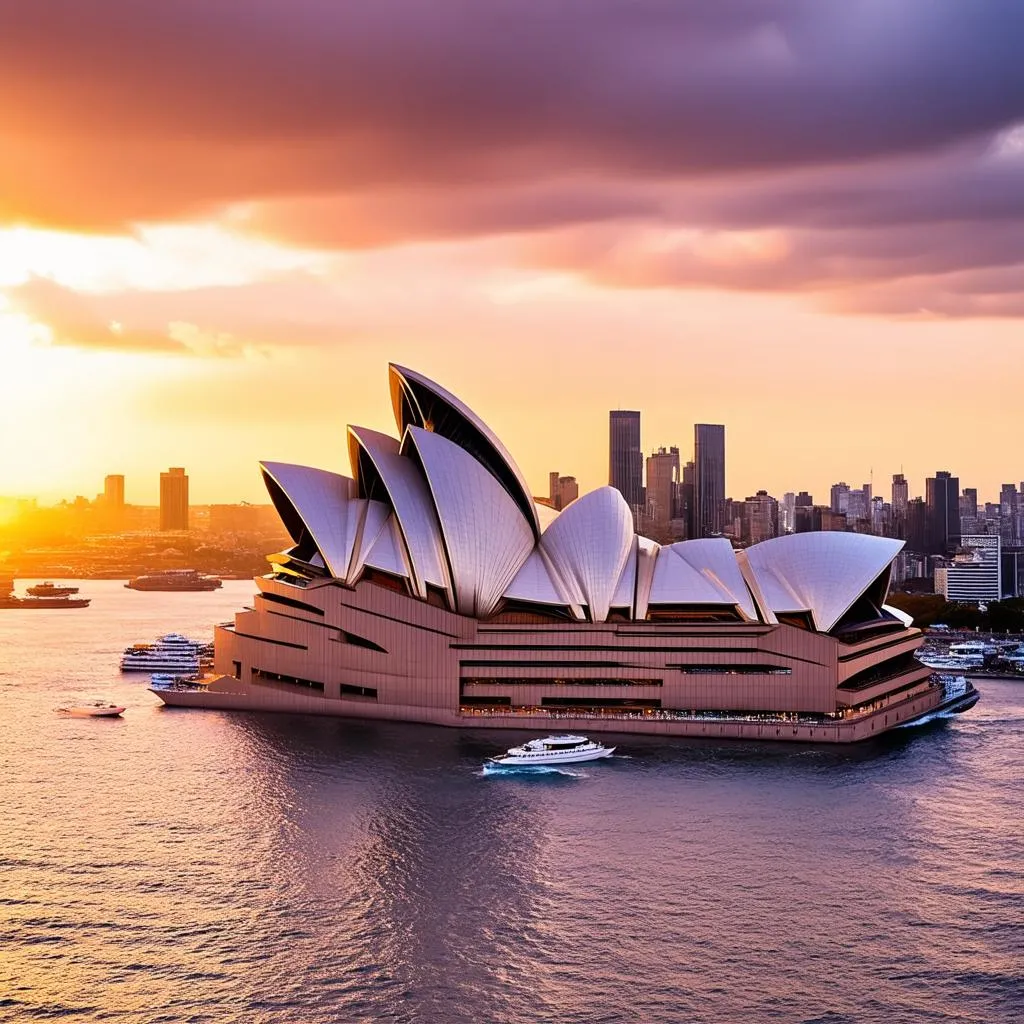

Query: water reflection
(0, 586), (1021, 1023)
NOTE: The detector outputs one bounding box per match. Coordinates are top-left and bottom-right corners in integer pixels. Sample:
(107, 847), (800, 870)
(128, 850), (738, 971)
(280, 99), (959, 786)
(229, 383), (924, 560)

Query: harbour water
(1, 581), (1022, 1023)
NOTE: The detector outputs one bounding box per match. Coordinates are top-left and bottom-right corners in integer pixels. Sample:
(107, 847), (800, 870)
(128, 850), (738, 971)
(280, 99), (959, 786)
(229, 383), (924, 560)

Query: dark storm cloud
(3, 0), (1023, 224)
(2, 1), (1024, 315)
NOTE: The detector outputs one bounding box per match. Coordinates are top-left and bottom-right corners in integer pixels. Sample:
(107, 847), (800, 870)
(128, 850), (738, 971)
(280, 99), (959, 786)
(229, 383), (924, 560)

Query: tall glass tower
(694, 423), (726, 537)
(609, 411), (643, 511)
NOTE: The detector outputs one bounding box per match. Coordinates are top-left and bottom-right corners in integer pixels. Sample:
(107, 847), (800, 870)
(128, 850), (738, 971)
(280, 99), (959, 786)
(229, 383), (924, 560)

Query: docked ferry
(120, 634), (208, 672)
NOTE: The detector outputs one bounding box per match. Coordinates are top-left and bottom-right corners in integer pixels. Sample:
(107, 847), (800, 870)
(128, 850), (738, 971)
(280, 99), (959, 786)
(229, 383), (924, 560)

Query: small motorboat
(57, 701), (125, 718)
(487, 734), (615, 766)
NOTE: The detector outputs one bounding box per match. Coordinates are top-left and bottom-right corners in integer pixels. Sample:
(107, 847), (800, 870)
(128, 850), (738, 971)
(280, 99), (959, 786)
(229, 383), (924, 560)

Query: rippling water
(1, 581), (1022, 1023)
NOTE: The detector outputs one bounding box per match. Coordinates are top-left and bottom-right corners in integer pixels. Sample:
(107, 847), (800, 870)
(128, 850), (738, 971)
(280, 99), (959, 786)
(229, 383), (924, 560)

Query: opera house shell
(157, 364), (969, 742)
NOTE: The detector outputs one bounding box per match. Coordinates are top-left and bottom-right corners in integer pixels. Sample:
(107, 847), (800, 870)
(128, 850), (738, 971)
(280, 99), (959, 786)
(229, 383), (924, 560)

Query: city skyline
(4, 444), (1023, 514)
(2, 5), (1023, 507)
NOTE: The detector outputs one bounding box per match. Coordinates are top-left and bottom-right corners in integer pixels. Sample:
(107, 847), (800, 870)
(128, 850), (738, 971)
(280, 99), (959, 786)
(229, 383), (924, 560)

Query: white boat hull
(489, 746), (615, 766)
(58, 706), (125, 718)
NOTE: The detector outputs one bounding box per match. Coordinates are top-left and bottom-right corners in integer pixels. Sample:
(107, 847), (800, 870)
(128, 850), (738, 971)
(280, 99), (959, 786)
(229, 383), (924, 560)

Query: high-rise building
(694, 423), (725, 537)
(104, 474), (125, 510)
(934, 535), (1001, 604)
(741, 491), (779, 545)
(609, 411), (643, 513)
(547, 472), (579, 512)
(891, 474), (909, 534)
(907, 497), (928, 553)
(846, 485), (871, 526)
(645, 446), (680, 539)
(160, 467), (189, 531)
(780, 492), (796, 534)
(680, 461), (696, 539)
(793, 492), (815, 533)
(830, 482), (850, 515)
(925, 471), (960, 554)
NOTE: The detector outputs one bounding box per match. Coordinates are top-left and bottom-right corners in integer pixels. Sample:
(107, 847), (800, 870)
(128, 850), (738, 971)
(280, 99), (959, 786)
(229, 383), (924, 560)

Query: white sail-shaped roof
(503, 547), (570, 607)
(634, 536), (660, 620)
(348, 426), (450, 600)
(649, 539), (758, 620)
(406, 426), (534, 618)
(610, 537), (638, 609)
(389, 364), (540, 538)
(259, 462), (356, 578)
(363, 514), (411, 579)
(746, 533), (904, 632)
(346, 499), (394, 584)
(539, 487), (634, 623)
(649, 546), (733, 606)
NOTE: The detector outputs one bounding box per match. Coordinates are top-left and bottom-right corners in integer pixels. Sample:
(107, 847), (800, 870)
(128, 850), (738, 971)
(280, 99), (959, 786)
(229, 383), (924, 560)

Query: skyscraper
(103, 474), (125, 510)
(925, 470), (960, 554)
(694, 423), (725, 537)
(891, 473), (909, 539)
(160, 467), (189, 531)
(891, 474), (909, 517)
(645, 446), (680, 540)
(680, 460), (696, 539)
(609, 411), (643, 512)
(830, 482), (850, 514)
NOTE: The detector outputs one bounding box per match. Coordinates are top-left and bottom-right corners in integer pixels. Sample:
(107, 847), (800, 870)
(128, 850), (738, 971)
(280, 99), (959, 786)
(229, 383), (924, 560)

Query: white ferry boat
(487, 735), (615, 766)
(120, 634), (207, 673)
(949, 640), (996, 657)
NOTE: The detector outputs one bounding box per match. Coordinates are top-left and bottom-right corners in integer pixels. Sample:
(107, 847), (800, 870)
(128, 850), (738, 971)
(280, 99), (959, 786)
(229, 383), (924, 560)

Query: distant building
(925, 470), (960, 554)
(694, 423), (725, 537)
(159, 467), (189, 531)
(645, 447), (680, 541)
(679, 461), (696, 539)
(820, 510), (848, 532)
(846, 484), (872, 528)
(999, 484), (1021, 545)
(609, 411), (643, 514)
(103, 474), (125, 510)
(891, 474), (909, 524)
(1002, 546), (1024, 598)
(907, 497), (928, 553)
(934, 535), (1001, 604)
(794, 501), (819, 534)
(830, 482), (850, 515)
(779, 493), (796, 534)
(547, 472), (579, 512)
(741, 491), (779, 546)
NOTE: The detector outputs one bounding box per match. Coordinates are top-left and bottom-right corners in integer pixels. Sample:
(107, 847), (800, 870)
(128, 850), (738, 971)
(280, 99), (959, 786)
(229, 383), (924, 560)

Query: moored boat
(487, 734), (615, 766)
(120, 633), (209, 672)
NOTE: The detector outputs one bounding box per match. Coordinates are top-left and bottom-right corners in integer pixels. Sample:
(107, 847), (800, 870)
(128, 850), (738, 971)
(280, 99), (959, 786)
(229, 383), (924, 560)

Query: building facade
(935, 535), (1002, 604)
(159, 467), (189, 531)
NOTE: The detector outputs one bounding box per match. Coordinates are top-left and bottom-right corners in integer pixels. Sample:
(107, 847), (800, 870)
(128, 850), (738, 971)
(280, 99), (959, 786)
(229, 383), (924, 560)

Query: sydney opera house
(156, 364), (976, 742)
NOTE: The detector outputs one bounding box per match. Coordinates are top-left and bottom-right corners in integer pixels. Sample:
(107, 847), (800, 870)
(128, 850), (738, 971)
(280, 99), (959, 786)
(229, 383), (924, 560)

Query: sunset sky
(2, 1), (1023, 507)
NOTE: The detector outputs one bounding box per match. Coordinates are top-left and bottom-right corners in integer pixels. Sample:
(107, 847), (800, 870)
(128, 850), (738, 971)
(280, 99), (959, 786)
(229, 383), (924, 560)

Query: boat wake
(479, 764), (587, 779)
(893, 709), (961, 729)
